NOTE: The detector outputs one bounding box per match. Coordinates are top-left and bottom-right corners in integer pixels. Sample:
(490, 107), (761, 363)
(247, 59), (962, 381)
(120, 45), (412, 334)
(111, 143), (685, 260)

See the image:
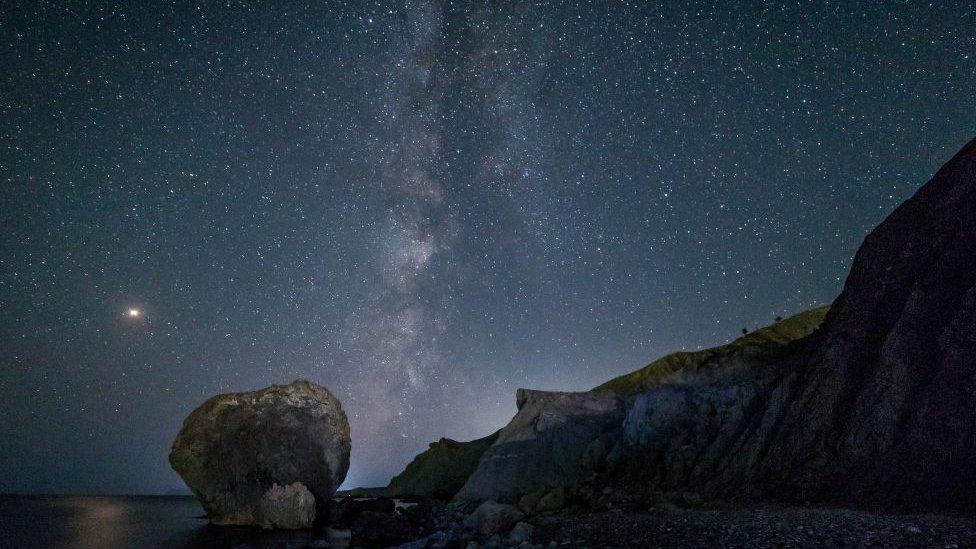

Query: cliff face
(453, 308), (825, 502)
(385, 432), (499, 499)
(455, 389), (625, 502)
(745, 137), (976, 508)
(386, 307), (826, 503)
(617, 137), (976, 509)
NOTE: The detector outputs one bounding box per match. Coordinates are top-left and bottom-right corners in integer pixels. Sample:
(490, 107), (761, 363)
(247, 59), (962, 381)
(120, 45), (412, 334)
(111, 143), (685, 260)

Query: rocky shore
(529, 506), (976, 549)
(304, 491), (976, 548)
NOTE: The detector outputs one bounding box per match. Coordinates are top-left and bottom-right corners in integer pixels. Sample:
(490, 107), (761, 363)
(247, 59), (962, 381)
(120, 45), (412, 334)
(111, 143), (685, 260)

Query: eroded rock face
(169, 379), (350, 527)
(746, 137), (976, 509)
(619, 382), (763, 490)
(449, 310), (824, 505)
(616, 137), (976, 511)
(455, 389), (624, 502)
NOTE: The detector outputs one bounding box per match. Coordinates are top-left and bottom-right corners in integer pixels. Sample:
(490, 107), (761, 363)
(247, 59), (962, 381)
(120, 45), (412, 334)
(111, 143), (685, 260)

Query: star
(126, 308), (142, 318)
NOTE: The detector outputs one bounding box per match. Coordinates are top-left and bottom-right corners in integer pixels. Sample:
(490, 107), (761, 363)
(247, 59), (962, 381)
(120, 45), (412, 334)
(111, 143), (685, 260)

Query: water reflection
(0, 495), (323, 548)
(61, 496), (128, 547)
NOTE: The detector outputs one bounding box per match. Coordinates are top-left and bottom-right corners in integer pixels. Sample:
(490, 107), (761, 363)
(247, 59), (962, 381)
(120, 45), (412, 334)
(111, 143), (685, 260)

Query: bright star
(127, 308), (141, 318)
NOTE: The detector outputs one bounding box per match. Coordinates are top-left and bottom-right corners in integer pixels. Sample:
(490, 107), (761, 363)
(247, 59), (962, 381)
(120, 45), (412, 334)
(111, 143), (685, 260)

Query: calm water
(0, 495), (320, 549)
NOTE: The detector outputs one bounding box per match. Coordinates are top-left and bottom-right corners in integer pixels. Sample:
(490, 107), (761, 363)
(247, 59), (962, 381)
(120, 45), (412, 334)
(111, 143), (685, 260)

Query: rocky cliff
(614, 137), (976, 512)
(455, 389), (626, 502)
(385, 432), (499, 499)
(741, 136), (976, 509)
(390, 138), (976, 512)
(390, 307), (826, 503)
(452, 307), (827, 503)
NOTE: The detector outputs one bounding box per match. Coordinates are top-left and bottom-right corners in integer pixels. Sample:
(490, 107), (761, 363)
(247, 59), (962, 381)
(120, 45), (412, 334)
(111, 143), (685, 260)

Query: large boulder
(455, 389), (625, 502)
(169, 379), (350, 528)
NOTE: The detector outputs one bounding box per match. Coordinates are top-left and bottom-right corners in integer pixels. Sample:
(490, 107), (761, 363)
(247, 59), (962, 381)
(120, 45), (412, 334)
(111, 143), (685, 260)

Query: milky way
(1, 2), (974, 492)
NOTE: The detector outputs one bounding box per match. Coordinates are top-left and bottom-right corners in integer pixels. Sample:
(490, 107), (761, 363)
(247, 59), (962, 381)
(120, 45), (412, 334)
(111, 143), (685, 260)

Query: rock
(535, 487), (566, 512)
(618, 380), (764, 492)
(399, 498), (441, 531)
(597, 308), (829, 498)
(334, 495), (397, 525)
(386, 432), (499, 500)
(509, 521), (535, 544)
(463, 501), (525, 535)
(342, 497), (442, 547)
(169, 379), (350, 527)
(350, 510), (414, 547)
(517, 491), (542, 514)
(455, 390), (625, 502)
(326, 527), (352, 549)
(454, 308), (827, 505)
(257, 482), (315, 529)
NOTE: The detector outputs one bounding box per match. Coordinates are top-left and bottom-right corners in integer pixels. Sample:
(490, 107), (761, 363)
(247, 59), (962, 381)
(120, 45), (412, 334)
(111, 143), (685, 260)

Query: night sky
(1, 1), (974, 494)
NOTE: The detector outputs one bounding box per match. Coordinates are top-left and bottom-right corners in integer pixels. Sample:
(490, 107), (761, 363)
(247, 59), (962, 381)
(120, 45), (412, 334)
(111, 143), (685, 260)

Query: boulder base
(258, 482), (316, 529)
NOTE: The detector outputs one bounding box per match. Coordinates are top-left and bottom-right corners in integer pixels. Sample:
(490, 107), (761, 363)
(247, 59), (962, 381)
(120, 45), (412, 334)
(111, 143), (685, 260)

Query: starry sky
(1, 1), (974, 494)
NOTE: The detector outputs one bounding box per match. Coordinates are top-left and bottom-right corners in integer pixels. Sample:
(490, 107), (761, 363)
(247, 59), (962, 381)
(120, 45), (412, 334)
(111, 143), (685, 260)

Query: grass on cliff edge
(595, 306), (829, 396)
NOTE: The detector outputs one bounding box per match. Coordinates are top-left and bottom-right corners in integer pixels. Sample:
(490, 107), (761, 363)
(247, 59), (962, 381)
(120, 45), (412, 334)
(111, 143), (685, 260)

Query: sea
(0, 495), (323, 549)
